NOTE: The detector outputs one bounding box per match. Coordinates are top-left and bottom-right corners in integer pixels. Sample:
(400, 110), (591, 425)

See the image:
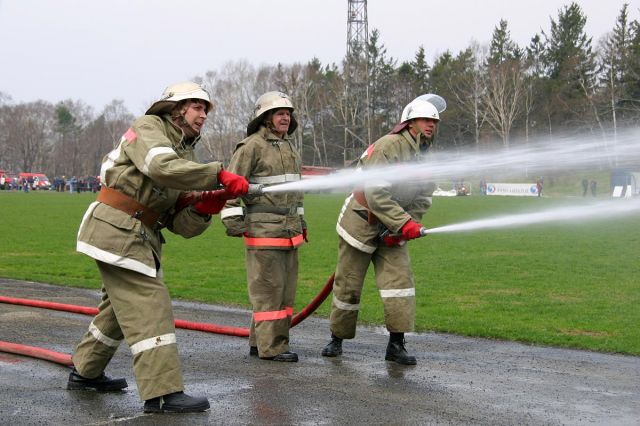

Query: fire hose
(0, 273), (334, 366)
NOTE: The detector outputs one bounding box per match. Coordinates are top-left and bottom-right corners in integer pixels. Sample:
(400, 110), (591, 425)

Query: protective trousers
(72, 261), (183, 401)
(330, 237), (416, 339)
(246, 249), (298, 358)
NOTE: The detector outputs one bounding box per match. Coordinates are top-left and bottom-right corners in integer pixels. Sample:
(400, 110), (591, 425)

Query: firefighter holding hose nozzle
(321, 96), (444, 365)
(69, 82), (249, 414)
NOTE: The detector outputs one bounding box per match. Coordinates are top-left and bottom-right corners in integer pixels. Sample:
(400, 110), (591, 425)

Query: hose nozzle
(247, 184), (264, 197)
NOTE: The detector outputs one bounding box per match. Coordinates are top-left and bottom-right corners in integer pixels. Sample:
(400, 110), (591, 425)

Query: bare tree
(446, 43), (487, 148)
(483, 20), (527, 147)
(197, 61), (261, 164)
(482, 59), (526, 147)
(102, 99), (134, 148)
(0, 101), (55, 173)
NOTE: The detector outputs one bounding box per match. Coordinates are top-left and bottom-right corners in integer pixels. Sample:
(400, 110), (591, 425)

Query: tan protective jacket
(221, 126), (305, 250)
(76, 114), (223, 277)
(336, 129), (435, 253)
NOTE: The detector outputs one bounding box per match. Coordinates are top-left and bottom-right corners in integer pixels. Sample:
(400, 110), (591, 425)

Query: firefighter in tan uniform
(321, 96), (445, 365)
(68, 82), (249, 413)
(221, 91), (306, 362)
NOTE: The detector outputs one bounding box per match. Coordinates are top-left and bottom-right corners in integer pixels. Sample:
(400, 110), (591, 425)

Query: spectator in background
(479, 179), (487, 195)
(590, 180), (597, 197)
(536, 177), (543, 197)
(69, 176), (77, 193)
(582, 178), (589, 197)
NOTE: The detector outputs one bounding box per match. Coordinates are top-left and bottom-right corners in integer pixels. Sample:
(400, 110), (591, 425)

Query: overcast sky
(0, 0), (634, 115)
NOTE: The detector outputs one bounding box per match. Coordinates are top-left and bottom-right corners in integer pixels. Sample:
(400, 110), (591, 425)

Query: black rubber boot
(385, 332), (417, 365)
(67, 367), (128, 391)
(249, 346), (258, 357)
(260, 351), (299, 362)
(321, 334), (343, 357)
(143, 391), (210, 413)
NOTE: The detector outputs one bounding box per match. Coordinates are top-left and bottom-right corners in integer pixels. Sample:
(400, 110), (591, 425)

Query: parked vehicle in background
(0, 170), (15, 190)
(17, 173), (52, 190)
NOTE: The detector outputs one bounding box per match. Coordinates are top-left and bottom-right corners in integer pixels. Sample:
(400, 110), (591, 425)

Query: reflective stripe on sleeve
(243, 234), (304, 248)
(332, 294), (360, 311)
(249, 174), (300, 185)
(253, 309), (289, 322)
(220, 207), (244, 219)
(100, 140), (125, 182)
(379, 288), (415, 298)
(142, 147), (176, 175)
(130, 333), (176, 356)
(297, 207), (304, 215)
(89, 321), (121, 348)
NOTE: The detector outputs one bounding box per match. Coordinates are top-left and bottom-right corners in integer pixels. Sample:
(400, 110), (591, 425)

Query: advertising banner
(486, 183), (538, 197)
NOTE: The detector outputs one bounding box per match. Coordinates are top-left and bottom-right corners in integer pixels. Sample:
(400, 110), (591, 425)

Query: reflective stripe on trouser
(330, 237), (416, 339)
(246, 249), (297, 358)
(72, 261), (183, 401)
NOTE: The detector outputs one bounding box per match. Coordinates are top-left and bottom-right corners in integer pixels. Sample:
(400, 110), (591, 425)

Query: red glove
(382, 234), (404, 247)
(193, 190), (227, 215)
(218, 169), (249, 198)
(302, 228), (309, 242)
(401, 220), (423, 240)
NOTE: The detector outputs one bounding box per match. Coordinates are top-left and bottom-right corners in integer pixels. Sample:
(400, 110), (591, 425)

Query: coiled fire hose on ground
(0, 273), (334, 366)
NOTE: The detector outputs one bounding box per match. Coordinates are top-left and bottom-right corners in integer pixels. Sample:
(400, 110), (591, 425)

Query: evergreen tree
(600, 4), (635, 127)
(367, 29), (397, 138)
(624, 12), (640, 112)
(411, 45), (431, 94)
(542, 2), (598, 131)
(488, 19), (523, 66)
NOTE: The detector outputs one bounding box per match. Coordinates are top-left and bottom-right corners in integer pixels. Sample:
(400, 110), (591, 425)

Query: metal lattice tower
(347, 0), (368, 56)
(344, 0), (370, 165)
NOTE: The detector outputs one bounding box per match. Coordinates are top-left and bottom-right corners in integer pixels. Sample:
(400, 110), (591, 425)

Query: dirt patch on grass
(561, 328), (612, 337)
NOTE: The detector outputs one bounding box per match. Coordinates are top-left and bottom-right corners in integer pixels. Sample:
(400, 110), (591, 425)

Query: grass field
(1, 188), (639, 355)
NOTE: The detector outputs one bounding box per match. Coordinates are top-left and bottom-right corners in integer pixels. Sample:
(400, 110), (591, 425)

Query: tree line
(1, 2), (639, 178)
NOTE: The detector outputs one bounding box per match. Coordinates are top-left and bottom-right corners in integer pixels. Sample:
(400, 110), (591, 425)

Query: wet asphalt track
(1, 278), (639, 425)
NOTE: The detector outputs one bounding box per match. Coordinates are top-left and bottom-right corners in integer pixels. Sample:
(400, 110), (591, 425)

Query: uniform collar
(401, 129), (420, 152)
(258, 125), (289, 142)
(163, 114), (200, 147)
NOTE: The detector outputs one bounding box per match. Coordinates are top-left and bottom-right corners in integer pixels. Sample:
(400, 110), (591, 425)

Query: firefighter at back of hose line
(68, 81), (250, 414)
(321, 95), (445, 365)
(221, 91), (306, 363)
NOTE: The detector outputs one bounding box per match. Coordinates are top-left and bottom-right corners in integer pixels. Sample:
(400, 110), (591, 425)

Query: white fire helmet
(246, 91), (298, 136)
(400, 98), (440, 123)
(415, 93), (447, 113)
(146, 81), (212, 116)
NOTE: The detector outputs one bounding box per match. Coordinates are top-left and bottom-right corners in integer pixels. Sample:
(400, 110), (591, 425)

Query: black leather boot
(249, 346), (258, 357)
(385, 332), (417, 365)
(260, 351), (299, 362)
(67, 367), (128, 391)
(143, 391), (210, 413)
(321, 334), (343, 357)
